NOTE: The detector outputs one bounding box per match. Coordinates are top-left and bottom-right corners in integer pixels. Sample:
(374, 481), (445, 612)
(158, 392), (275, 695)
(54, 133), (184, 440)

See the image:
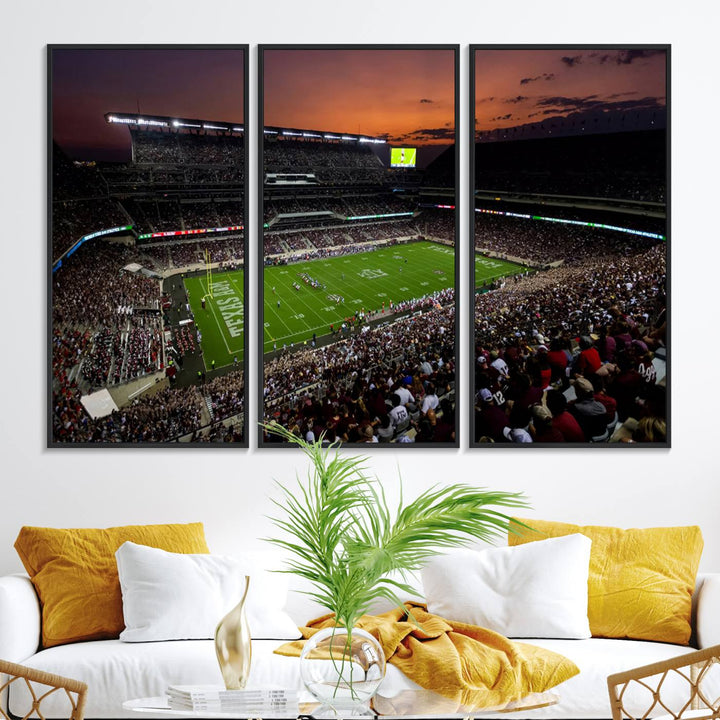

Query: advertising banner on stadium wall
(259, 45), (459, 448)
(470, 45), (669, 448)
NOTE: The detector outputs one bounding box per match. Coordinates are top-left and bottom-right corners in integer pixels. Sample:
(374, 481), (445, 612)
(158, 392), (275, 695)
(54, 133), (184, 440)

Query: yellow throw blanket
(275, 603), (579, 711)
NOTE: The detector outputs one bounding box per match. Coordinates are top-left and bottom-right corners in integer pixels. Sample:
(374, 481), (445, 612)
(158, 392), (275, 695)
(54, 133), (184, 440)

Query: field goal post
(202, 248), (214, 301)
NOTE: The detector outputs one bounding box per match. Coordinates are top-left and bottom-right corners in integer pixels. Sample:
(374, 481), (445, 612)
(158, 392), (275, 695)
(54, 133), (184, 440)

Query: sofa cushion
(14, 523), (209, 648)
(116, 542), (300, 641)
(509, 519), (703, 645)
(421, 535), (591, 639)
(11, 637), (710, 719)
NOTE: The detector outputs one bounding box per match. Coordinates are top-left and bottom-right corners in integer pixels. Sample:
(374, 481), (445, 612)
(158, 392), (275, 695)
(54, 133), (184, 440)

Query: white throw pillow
(116, 541), (301, 642)
(421, 534), (592, 639)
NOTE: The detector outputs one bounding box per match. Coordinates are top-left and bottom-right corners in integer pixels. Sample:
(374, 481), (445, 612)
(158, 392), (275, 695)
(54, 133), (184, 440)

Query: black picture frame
(258, 44), (460, 449)
(48, 44), (249, 447)
(469, 45), (670, 448)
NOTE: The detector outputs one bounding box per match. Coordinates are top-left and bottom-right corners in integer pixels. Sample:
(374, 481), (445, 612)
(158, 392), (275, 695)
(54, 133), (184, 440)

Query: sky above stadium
(263, 48), (455, 146)
(52, 47), (245, 161)
(474, 48), (666, 141)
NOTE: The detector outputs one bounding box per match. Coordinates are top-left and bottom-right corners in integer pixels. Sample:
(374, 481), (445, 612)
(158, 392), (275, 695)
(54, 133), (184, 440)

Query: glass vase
(299, 626), (386, 717)
(214, 575), (251, 690)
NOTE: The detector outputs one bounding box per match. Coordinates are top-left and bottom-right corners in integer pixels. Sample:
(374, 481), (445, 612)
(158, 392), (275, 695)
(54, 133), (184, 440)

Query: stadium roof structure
(263, 125), (386, 145)
(105, 113), (386, 145)
(105, 113), (244, 134)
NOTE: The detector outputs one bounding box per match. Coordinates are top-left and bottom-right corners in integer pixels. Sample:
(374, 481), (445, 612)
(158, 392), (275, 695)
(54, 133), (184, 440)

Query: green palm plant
(264, 424), (530, 634)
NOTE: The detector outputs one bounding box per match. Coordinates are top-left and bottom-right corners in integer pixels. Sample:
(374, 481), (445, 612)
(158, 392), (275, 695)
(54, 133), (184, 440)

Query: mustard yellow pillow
(509, 519), (703, 645)
(15, 523), (209, 648)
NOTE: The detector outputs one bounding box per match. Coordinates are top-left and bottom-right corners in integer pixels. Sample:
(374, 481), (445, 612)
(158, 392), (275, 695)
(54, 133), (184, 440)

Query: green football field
(182, 243), (527, 368)
(262, 241), (455, 354)
(474, 254), (528, 287)
(184, 270), (245, 370)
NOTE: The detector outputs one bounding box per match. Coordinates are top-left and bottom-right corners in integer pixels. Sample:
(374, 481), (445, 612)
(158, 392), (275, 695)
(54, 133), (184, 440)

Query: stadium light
(232, 127), (244, 132)
(203, 124), (228, 131)
(137, 118), (167, 127)
(346, 212), (414, 221)
(475, 207), (665, 240)
(302, 132), (321, 138)
(341, 135), (356, 141)
(282, 131), (302, 137)
(324, 134), (342, 140)
(264, 130), (279, 135)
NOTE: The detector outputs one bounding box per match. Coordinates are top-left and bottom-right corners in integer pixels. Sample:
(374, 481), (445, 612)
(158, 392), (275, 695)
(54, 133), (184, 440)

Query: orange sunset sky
(475, 48), (666, 138)
(263, 48), (456, 145)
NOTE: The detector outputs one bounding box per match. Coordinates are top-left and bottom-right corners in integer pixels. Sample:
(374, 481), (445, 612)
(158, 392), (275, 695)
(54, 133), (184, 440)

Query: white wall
(1, 0), (718, 576)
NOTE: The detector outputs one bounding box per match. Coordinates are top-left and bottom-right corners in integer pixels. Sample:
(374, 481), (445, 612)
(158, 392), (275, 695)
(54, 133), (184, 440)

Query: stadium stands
(51, 121), (246, 443)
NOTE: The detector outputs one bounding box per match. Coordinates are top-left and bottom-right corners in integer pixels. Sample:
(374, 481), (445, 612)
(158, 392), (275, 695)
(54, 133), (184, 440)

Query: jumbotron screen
(390, 147), (417, 168)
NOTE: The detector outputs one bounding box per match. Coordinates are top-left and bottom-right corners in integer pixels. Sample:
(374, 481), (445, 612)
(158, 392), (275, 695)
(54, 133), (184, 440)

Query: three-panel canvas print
(48, 45), (668, 448)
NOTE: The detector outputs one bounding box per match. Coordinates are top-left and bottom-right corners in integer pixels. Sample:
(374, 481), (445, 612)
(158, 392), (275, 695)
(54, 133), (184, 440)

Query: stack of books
(166, 685), (299, 715)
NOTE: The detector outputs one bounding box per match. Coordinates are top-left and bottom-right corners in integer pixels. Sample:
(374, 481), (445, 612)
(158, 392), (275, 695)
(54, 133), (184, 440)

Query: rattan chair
(0, 660), (87, 720)
(608, 644), (720, 720)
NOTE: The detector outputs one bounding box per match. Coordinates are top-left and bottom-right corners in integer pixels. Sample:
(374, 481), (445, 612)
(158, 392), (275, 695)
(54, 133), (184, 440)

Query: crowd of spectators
(474, 130), (666, 203)
(53, 357), (246, 444)
(263, 296), (456, 444)
(416, 210), (455, 243)
(476, 171), (664, 204)
(263, 218), (428, 258)
(475, 213), (659, 266)
(53, 198), (130, 258)
(205, 372), (245, 424)
(264, 140), (386, 186)
(132, 130), (244, 166)
(473, 243), (667, 443)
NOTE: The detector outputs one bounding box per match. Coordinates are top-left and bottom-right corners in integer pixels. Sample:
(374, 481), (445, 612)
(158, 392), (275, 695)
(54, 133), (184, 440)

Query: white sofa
(1, 566), (719, 720)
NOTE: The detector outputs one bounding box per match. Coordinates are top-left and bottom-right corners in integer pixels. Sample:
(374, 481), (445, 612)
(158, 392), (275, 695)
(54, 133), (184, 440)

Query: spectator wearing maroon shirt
(608, 353), (645, 422)
(547, 337), (570, 387)
(546, 390), (586, 443)
(574, 336), (602, 376)
(590, 373), (617, 425)
(530, 404), (564, 443)
(506, 372), (543, 414)
(475, 388), (509, 443)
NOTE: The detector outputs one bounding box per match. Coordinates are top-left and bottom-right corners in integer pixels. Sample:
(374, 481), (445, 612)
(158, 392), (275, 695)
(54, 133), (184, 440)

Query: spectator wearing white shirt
(421, 382), (439, 415)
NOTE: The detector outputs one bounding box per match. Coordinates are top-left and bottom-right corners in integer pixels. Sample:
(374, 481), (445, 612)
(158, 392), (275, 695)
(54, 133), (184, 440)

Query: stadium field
(263, 241), (454, 353)
(184, 270), (245, 370)
(181, 243), (527, 367)
(474, 254), (528, 287)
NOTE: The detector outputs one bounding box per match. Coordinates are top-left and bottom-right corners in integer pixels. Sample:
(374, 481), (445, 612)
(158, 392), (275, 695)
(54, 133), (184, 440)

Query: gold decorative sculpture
(214, 575), (252, 690)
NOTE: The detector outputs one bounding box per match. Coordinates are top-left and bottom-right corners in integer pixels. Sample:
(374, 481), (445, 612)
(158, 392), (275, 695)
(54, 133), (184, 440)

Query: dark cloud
(477, 95), (495, 103)
(561, 55), (583, 68)
(607, 91), (638, 99)
(615, 49), (665, 65)
(519, 73), (555, 85)
(536, 94), (600, 111)
(589, 50), (665, 65)
(491, 114), (512, 121)
(535, 94), (664, 115)
(419, 98), (434, 104)
(590, 52), (612, 64)
(395, 126), (455, 142)
(507, 95), (528, 104)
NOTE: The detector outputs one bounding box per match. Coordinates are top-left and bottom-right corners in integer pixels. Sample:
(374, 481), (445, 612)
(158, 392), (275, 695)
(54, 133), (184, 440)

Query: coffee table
(124, 687), (558, 719)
